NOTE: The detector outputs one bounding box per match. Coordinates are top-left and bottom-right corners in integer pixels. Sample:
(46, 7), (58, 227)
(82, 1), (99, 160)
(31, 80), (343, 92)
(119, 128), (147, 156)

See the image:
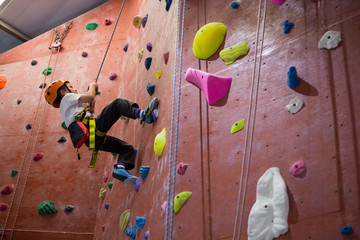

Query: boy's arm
(78, 83), (98, 104)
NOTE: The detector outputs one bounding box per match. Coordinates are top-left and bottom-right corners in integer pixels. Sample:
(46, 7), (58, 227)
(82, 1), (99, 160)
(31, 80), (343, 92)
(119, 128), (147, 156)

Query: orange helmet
(44, 80), (69, 108)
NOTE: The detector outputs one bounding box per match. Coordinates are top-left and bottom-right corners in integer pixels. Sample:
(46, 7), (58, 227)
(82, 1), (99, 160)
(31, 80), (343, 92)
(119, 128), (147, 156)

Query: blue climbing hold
(126, 225), (137, 239)
(231, 2), (240, 8)
(144, 231), (150, 240)
(287, 66), (299, 89)
(284, 20), (294, 34)
(145, 57), (152, 70)
(141, 14), (148, 28)
(104, 203), (109, 210)
(139, 166), (150, 180)
(135, 216), (146, 229)
(341, 226), (353, 235)
(147, 83), (155, 96)
(165, 0), (172, 11)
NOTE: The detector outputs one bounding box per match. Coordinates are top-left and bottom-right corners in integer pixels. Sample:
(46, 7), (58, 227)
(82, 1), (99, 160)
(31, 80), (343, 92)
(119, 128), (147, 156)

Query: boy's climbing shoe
(140, 97), (159, 125)
(112, 167), (138, 185)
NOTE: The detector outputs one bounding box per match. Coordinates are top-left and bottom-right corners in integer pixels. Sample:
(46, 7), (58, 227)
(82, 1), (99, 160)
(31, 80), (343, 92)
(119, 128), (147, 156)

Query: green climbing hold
(231, 119), (245, 134)
(38, 200), (58, 215)
(11, 170), (19, 177)
(61, 121), (67, 129)
(42, 67), (52, 76)
(108, 182), (113, 190)
(86, 23), (98, 31)
(111, 152), (118, 157)
(96, 91), (101, 95)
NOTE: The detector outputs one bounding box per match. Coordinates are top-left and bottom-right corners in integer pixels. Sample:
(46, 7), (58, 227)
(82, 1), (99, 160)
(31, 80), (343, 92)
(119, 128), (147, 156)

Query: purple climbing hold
(165, 0), (172, 11)
(144, 231), (150, 240)
(145, 57), (152, 70)
(141, 14), (148, 28)
(104, 203), (110, 210)
(147, 83), (155, 96)
(163, 51), (169, 64)
(231, 2), (240, 8)
(283, 20), (294, 34)
(134, 177), (141, 192)
(185, 67), (232, 105)
(289, 160), (306, 176)
(287, 66), (299, 89)
(109, 73), (117, 80)
(123, 42), (129, 52)
(146, 42), (152, 52)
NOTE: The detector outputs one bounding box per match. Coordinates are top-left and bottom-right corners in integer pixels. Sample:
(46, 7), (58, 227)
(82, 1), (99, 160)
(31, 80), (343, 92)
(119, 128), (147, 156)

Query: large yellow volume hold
(154, 128), (166, 156)
(220, 42), (249, 65)
(193, 22), (227, 59)
(119, 209), (131, 231)
(174, 191), (192, 214)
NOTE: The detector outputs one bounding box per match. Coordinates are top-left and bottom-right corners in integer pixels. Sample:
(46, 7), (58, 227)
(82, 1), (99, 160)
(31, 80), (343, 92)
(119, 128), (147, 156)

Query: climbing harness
(232, 1), (268, 239)
(165, 0), (186, 239)
(48, 21), (73, 51)
(71, 107), (106, 167)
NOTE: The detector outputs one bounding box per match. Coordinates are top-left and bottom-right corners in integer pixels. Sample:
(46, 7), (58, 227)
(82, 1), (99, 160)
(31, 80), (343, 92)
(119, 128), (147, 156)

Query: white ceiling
(0, 0), (109, 54)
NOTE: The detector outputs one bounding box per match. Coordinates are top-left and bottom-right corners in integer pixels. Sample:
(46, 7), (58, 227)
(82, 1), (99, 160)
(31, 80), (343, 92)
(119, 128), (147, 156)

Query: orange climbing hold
(0, 75), (7, 90)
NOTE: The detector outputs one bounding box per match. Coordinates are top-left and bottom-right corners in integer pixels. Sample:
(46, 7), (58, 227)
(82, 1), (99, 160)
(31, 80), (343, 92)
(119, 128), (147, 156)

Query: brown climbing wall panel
(0, 0), (359, 240)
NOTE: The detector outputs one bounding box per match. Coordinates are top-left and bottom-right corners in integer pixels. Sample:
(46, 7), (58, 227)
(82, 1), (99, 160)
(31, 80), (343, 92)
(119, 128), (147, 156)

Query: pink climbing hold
(0, 203), (8, 211)
(161, 201), (167, 217)
(290, 160), (306, 176)
(177, 162), (188, 175)
(163, 52), (169, 64)
(103, 170), (109, 183)
(1, 184), (14, 194)
(102, 224), (106, 232)
(33, 152), (43, 161)
(185, 68), (232, 105)
(270, 0), (285, 5)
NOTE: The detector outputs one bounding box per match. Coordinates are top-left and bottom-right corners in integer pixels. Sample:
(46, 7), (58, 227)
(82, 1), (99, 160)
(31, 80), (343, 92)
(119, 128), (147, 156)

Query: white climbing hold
(318, 31), (341, 49)
(247, 167), (289, 240)
(285, 96), (303, 114)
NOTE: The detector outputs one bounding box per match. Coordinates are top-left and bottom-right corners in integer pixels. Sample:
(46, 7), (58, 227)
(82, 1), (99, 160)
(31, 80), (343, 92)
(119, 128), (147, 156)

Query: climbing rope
(165, 0), (186, 239)
(232, 0), (268, 239)
(0, 44), (62, 240)
(95, 0), (126, 83)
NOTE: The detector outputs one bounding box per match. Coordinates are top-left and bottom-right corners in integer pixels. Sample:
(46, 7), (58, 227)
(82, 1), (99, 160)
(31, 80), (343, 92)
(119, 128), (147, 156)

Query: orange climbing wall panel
(0, 0), (360, 240)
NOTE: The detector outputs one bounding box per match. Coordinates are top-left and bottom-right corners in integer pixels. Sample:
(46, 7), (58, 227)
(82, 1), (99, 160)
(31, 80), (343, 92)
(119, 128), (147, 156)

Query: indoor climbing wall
(0, 0), (359, 240)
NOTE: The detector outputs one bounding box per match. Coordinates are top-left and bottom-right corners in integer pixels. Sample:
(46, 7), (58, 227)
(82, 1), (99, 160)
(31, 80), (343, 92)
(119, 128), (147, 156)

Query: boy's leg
(101, 135), (137, 184)
(96, 98), (139, 133)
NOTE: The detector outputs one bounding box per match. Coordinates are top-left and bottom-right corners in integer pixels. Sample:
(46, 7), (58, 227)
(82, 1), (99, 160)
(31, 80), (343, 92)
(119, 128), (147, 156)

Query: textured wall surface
(0, 0), (359, 240)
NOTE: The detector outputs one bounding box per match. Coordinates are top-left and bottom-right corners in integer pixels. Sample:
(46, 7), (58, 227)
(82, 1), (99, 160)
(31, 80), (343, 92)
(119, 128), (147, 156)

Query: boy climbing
(44, 80), (159, 184)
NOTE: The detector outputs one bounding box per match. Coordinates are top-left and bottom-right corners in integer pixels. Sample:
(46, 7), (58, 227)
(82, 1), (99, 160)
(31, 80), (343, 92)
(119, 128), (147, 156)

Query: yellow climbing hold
(99, 188), (106, 200)
(137, 48), (144, 62)
(133, 15), (142, 28)
(119, 209), (131, 231)
(154, 128), (166, 156)
(174, 191), (192, 214)
(193, 22), (227, 59)
(231, 119), (245, 134)
(220, 42), (249, 65)
(156, 70), (162, 79)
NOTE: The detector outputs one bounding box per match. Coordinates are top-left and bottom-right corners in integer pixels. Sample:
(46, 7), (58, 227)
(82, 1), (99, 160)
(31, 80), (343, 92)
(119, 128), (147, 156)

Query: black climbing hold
(123, 42), (129, 52)
(26, 124), (32, 130)
(17, 99), (21, 105)
(146, 42), (152, 52)
(144, 57), (152, 70)
(65, 205), (74, 213)
(39, 83), (47, 89)
(31, 60), (37, 66)
(57, 136), (66, 143)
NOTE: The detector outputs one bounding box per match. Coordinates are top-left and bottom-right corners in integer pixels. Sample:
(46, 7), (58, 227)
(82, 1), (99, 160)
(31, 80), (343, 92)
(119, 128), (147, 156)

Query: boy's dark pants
(85, 98), (138, 170)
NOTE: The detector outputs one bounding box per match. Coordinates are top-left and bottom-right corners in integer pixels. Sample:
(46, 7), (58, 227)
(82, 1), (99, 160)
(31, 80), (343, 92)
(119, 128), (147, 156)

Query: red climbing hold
(1, 184), (14, 194)
(82, 51), (88, 57)
(0, 203), (8, 211)
(109, 73), (117, 80)
(163, 52), (169, 65)
(102, 224), (106, 232)
(104, 18), (112, 26)
(103, 170), (109, 183)
(34, 152), (43, 161)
